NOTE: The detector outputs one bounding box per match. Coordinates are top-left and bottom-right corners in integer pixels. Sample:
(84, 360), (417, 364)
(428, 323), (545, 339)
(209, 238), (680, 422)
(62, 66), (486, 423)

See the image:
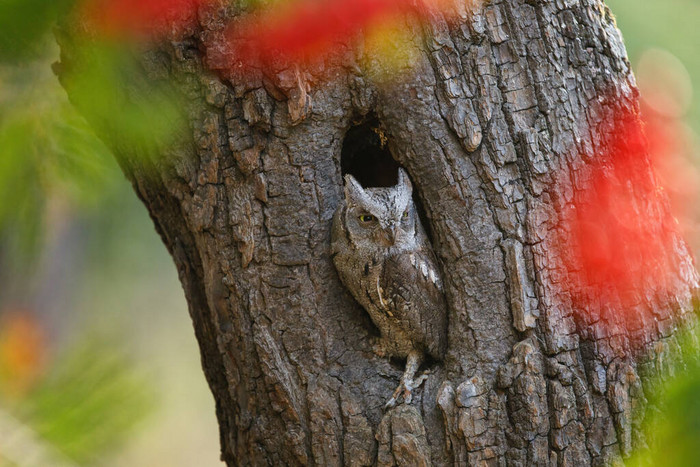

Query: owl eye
(359, 214), (375, 223)
(402, 211), (409, 219)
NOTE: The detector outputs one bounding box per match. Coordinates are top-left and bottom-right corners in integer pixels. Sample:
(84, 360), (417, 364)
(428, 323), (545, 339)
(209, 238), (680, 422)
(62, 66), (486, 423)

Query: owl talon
(385, 382), (407, 409)
(384, 352), (429, 410)
(371, 338), (387, 358)
(404, 387), (413, 404)
(384, 372), (429, 409)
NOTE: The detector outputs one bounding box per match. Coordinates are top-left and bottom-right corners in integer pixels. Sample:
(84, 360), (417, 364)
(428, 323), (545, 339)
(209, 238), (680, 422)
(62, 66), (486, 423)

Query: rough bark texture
(57, 0), (699, 465)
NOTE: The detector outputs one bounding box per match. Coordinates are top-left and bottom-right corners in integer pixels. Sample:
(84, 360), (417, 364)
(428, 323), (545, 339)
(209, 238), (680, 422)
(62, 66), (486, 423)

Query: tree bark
(57, 0), (699, 465)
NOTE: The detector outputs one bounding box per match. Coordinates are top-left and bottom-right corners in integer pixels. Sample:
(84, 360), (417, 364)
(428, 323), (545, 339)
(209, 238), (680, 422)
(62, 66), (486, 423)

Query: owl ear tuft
(344, 174), (366, 204)
(397, 168), (413, 193)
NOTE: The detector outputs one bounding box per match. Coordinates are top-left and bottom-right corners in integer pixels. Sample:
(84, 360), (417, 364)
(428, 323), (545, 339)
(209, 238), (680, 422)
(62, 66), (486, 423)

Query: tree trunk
(56, 0), (699, 465)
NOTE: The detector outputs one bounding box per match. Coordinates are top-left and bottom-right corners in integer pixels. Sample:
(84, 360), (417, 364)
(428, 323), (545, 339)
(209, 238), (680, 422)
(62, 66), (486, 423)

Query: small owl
(331, 168), (447, 407)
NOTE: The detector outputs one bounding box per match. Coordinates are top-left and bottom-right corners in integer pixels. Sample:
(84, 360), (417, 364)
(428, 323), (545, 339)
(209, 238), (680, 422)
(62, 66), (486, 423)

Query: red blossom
(555, 104), (692, 328)
(218, 0), (454, 71)
(81, 0), (210, 40)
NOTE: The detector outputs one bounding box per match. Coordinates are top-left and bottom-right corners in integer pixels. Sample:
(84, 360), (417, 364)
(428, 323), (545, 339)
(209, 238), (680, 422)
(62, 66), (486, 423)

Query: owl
(331, 168), (447, 407)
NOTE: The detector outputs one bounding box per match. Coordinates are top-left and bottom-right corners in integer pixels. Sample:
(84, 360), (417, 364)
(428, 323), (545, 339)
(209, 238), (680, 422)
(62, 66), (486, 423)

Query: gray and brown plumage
(331, 168), (447, 407)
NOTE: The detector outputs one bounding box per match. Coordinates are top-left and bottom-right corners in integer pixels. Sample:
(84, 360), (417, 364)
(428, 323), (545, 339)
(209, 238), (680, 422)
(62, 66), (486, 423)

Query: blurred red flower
(224, 0), (419, 68)
(81, 0), (210, 40)
(554, 100), (695, 331)
(0, 309), (47, 397)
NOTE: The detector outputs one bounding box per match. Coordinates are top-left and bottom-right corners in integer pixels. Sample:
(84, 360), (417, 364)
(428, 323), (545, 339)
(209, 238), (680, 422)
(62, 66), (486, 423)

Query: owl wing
(378, 249), (447, 359)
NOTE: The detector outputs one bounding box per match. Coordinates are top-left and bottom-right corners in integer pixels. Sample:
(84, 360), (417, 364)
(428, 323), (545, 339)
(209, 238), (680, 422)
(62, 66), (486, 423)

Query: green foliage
(0, 11), (187, 459)
(627, 329), (700, 467)
(0, 55), (118, 266)
(0, 0), (74, 63)
(0, 34), (187, 268)
(57, 41), (188, 165)
(17, 337), (155, 464)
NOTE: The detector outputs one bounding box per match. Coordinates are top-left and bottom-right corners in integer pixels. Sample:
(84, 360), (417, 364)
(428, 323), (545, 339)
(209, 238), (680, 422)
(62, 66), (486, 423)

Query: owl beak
(386, 224), (399, 245)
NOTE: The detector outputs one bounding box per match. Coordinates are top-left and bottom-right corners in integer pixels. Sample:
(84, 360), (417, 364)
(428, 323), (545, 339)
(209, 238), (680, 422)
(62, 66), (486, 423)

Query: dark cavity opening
(341, 116), (400, 188)
(389, 354), (440, 373)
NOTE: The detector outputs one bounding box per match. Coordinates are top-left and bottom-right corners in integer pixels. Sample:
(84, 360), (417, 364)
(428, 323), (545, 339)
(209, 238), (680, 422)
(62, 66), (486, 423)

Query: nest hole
(388, 354), (440, 372)
(341, 116), (399, 188)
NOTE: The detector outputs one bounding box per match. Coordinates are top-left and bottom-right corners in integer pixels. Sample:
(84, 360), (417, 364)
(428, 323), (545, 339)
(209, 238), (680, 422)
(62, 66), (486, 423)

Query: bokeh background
(0, 0), (698, 465)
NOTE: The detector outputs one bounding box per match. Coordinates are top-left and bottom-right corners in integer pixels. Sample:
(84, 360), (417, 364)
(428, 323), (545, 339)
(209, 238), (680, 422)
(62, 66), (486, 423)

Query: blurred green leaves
(0, 58), (119, 265)
(8, 336), (155, 464)
(0, 54), (118, 264)
(0, 3), (188, 266)
(628, 328), (700, 467)
(55, 40), (188, 167)
(0, 2), (190, 464)
(0, 0), (75, 63)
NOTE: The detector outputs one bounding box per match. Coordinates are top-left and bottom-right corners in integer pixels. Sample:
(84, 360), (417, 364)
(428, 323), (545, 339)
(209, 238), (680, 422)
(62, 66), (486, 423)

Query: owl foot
(385, 350), (427, 409)
(371, 338), (388, 358)
(385, 371), (429, 409)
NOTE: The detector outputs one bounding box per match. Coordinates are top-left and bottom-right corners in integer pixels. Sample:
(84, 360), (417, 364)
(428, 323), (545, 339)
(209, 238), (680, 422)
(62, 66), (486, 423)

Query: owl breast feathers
(330, 168), (447, 361)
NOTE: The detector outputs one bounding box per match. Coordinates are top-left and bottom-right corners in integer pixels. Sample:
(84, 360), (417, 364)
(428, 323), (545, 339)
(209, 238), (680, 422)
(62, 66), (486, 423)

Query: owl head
(342, 168), (417, 250)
